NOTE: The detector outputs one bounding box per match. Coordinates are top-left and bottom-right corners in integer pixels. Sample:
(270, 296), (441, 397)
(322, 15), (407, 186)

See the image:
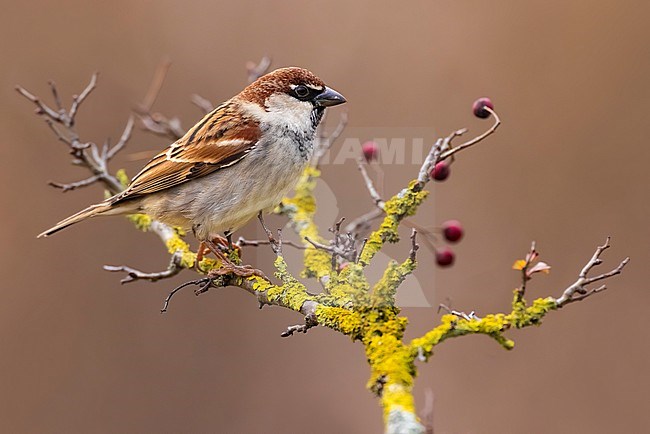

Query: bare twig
(357, 158), (384, 208)
(356, 238), (368, 263)
(141, 58), (171, 111)
(106, 116), (135, 160)
(161, 277), (213, 313)
(190, 94), (214, 114)
(68, 73), (98, 125)
(48, 175), (101, 192)
(312, 111), (348, 168)
(104, 253), (183, 284)
(439, 108), (500, 160)
(281, 313), (318, 337)
(330, 217), (345, 270)
(401, 219), (437, 256)
(437, 303), (481, 321)
(246, 56), (272, 83)
(47, 80), (63, 112)
(345, 208), (384, 237)
(256, 212), (284, 255)
(304, 236), (357, 262)
(416, 138), (444, 186)
(554, 237), (629, 307)
(409, 229), (419, 262)
(135, 60), (185, 141)
(16, 75), (126, 195)
(236, 237), (306, 250)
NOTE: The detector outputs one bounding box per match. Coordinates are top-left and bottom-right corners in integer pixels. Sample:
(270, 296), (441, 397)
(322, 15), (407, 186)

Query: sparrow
(38, 67), (346, 277)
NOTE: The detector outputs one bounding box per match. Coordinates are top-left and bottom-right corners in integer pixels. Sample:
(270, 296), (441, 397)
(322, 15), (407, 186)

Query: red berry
(436, 248), (455, 267)
(472, 97), (494, 119)
(442, 220), (463, 243)
(362, 141), (379, 162)
(430, 161), (450, 181)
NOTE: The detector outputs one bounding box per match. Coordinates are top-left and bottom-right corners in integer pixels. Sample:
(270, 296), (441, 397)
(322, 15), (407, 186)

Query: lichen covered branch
(26, 66), (630, 434)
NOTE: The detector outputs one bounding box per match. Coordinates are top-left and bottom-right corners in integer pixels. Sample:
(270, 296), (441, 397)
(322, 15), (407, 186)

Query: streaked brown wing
(113, 101), (260, 203)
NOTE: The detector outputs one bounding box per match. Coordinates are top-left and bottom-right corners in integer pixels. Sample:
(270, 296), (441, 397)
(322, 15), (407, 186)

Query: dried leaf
(527, 261), (551, 276)
(512, 259), (527, 270)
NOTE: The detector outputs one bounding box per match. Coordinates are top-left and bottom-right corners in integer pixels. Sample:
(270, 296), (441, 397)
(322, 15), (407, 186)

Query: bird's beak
(314, 86), (346, 107)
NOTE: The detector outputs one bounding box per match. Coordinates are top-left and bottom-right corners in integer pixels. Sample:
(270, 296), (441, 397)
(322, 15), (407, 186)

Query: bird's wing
(112, 101), (260, 203)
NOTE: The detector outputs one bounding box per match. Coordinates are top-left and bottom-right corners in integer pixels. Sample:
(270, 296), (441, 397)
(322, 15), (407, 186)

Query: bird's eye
(293, 85), (310, 99)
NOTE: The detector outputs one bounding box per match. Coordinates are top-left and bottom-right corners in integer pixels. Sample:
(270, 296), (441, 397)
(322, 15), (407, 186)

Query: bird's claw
(207, 264), (270, 282)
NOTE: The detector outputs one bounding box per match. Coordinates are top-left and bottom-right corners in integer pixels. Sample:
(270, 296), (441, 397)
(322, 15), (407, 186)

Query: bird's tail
(37, 200), (123, 238)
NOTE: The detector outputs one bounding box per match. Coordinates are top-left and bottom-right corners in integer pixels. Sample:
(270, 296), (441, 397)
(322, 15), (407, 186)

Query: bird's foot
(203, 238), (269, 281)
(195, 235), (242, 272)
(207, 262), (269, 281)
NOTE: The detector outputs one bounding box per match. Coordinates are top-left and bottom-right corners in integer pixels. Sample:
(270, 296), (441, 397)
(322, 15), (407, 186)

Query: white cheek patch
(262, 93), (314, 132)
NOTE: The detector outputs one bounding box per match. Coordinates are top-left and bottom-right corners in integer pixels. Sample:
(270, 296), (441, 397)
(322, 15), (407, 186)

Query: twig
(409, 229), (419, 262)
(141, 58), (171, 111)
(48, 175), (101, 192)
(281, 313), (318, 337)
(68, 72), (98, 125)
(401, 219), (437, 256)
(345, 208), (384, 237)
(104, 253), (183, 284)
(236, 237), (306, 250)
(257, 212), (283, 256)
(356, 238), (368, 263)
(312, 111), (348, 168)
(416, 128), (466, 187)
(437, 303), (481, 321)
(554, 237), (629, 307)
(330, 217), (345, 270)
(190, 94), (214, 114)
(304, 236), (357, 262)
(439, 107), (501, 160)
(135, 60), (185, 141)
(16, 75), (126, 195)
(106, 116), (135, 160)
(48, 80), (63, 112)
(246, 56), (272, 83)
(416, 138), (444, 187)
(357, 158), (384, 208)
(161, 277), (213, 313)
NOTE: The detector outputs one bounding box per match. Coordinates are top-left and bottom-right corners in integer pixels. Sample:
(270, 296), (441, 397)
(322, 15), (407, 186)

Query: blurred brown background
(1, 1), (648, 433)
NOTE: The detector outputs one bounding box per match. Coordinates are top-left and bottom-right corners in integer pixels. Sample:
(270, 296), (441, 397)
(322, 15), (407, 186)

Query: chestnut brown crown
(238, 67), (345, 108)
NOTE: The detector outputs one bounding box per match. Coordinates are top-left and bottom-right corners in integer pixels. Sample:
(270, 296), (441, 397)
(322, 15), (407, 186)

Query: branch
(135, 60), (185, 141)
(312, 111), (348, 168)
(439, 107), (500, 160)
(553, 237), (629, 306)
(106, 116), (135, 160)
(281, 313), (318, 337)
(410, 238), (629, 362)
(236, 236), (306, 250)
(357, 158), (385, 208)
(104, 253), (183, 284)
(48, 175), (101, 192)
(190, 94), (214, 114)
(246, 56), (272, 83)
(16, 74), (128, 195)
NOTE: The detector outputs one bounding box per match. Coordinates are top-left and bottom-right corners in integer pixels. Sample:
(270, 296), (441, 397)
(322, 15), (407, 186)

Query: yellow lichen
(165, 235), (197, 269)
(127, 213), (152, 231)
(371, 259), (416, 307)
(115, 168), (130, 188)
(265, 257), (312, 311)
(279, 166), (333, 279)
(315, 305), (363, 338)
(359, 181), (428, 266)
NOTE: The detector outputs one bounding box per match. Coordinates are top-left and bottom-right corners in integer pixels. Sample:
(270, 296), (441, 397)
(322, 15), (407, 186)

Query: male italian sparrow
(39, 67), (346, 276)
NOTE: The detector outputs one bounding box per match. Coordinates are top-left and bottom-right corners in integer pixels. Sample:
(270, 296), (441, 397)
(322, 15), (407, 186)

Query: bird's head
(238, 67), (346, 131)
